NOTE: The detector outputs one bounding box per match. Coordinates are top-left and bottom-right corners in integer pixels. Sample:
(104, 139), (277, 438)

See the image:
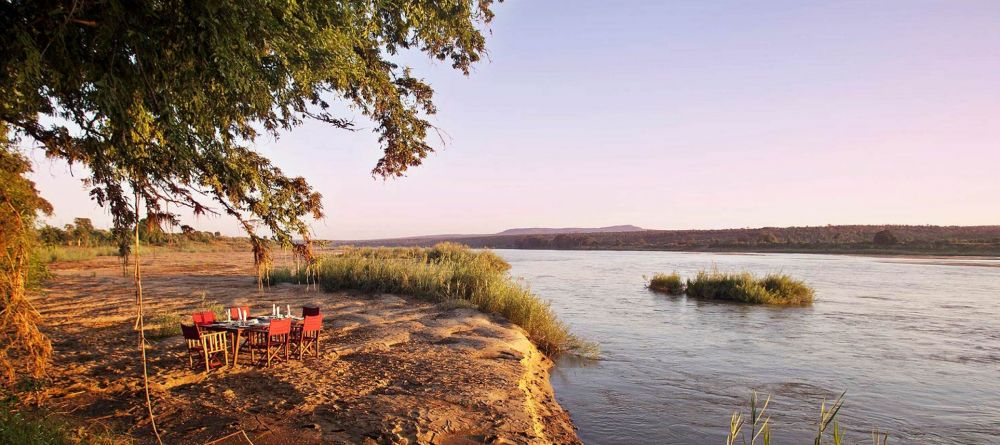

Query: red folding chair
(291, 315), (322, 359)
(228, 306), (250, 320)
(248, 318), (291, 368)
(192, 311), (216, 327)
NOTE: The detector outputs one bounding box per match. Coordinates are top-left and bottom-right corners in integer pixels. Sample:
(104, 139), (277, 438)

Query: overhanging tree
(1, 0), (498, 438)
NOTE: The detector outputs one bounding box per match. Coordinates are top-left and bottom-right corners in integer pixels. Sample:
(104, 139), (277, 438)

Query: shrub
(873, 229), (899, 246)
(276, 243), (570, 355)
(147, 314), (182, 339)
(648, 272), (685, 295)
(195, 292), (226, 320)
(686, 270), (813, 305)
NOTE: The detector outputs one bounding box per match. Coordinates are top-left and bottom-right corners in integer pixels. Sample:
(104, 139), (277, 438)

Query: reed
(272, 243), (571, 355)
(686, 270), (814, 305)
(725, 391), (888, 445)
(648, 272), (685, 295)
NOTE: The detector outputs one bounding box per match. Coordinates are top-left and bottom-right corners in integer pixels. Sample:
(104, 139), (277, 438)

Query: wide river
(497, 249), (1000, 445)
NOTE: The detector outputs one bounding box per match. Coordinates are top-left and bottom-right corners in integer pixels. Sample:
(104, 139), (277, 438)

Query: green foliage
(685, 270), (814, 305)
(195, 293), (226, 321)
(0, 407), (71, 445)
(36, 246), (119, 264)
(274, 243), (571, 355)
(147, 314), (183, 340)
(648, 272), (685, 295)
(0, 399), (132, 445)
(0, 146), (53, 383)
(2, 0), (499, 263)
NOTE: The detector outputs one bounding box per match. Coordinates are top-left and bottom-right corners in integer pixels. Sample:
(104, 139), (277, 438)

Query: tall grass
(147, 313), (183, 339)
(686, 270), (814, 305)
(36, 246), (118, 263)
(726, 391), (888, 445)
(273, 243), (571, 355)
(647, 272), (685, 295)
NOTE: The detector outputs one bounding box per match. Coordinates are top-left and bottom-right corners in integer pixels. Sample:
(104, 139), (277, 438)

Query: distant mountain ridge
(333, 225), (1000, 256)
(496, 225), (644, 236)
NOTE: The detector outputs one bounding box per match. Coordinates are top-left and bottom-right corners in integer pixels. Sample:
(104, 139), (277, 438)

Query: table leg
(232, 330), (242, 367)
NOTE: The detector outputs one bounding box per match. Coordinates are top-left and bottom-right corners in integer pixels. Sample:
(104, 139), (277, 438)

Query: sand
(28, 250), (580, 445)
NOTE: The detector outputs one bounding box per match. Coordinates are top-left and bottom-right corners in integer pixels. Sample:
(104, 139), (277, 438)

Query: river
(498, 249), (1000, 444)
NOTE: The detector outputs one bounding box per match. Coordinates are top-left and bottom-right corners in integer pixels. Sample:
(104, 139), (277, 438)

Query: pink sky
(29, 1), (1000, 239)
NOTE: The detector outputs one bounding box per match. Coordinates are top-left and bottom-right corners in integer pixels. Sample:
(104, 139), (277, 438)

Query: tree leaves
(1, 0), (497, 247)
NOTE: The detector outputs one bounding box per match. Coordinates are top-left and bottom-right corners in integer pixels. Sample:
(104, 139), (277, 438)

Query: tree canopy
(2, 0), (497, 251)
(0, 0), (499, 382)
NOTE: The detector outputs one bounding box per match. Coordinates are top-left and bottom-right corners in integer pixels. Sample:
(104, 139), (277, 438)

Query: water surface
(498, 250), (1000, 444)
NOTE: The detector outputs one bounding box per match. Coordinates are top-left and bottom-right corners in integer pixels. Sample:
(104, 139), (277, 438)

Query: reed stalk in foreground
(272, 243), (578, 356)
(726, 391), (889, 445)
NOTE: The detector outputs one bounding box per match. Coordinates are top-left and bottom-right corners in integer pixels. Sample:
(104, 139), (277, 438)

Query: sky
(28, 0), (1000, 240)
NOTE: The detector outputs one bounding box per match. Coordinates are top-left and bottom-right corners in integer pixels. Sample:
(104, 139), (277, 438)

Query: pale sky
(29, 0), (1000, 240)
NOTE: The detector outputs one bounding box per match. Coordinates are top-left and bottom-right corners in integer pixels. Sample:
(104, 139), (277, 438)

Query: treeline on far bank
(34, 218), (250, 264)
(37, 217), (228, 247)
(350, 225), (1000, 256)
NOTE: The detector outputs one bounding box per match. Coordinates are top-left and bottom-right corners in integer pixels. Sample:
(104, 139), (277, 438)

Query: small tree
(873, 229), (899, 246)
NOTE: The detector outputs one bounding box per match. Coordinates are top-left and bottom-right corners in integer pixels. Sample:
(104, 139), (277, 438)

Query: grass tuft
(147, 314), (183, 339)
(685, 270), (814, 305)
(273, 243), (572, 356)
(0, 400), (131, 444)
(648, 272), (685, 295)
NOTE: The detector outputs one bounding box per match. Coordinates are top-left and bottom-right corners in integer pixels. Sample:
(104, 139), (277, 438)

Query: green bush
(275, 243), (570, 355)
(686, 270), (813, 305)
(147, 313), (183, 339)
(648, 272), (685, 295)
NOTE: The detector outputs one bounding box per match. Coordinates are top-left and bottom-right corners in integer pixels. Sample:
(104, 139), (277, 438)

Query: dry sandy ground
(29, 251), (580, 445)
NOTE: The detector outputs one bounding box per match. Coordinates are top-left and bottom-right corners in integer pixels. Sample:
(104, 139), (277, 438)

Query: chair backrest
(301, 305), (321, 317)
(181, 324), (201, 341)
(192, 311), (215, 326)
(228, 306), (249, 320)
(200, 331), (228, 354)
(268, 318), (291, 336)
(302, 315), (322, 333)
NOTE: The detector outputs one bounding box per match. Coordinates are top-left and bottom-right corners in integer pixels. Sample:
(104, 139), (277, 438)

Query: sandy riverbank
(27, 250), (580, 444)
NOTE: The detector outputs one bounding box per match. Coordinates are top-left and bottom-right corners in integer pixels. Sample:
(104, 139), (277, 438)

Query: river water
(498, 249), (1000, 445)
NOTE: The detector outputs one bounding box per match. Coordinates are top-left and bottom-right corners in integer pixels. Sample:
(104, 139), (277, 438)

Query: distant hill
(334, 225), (1000, 256)
(496, 225), (644, 236)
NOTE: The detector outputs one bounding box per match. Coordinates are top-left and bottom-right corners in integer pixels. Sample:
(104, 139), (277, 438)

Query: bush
(648, 272), (685, 295)
(275, 243), (570, 355)
(686, 270), (813, 305)
(147, 313), (183, 339)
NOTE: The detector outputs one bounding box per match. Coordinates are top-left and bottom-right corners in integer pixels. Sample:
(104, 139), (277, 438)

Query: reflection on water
(498, 250), (1000, 445)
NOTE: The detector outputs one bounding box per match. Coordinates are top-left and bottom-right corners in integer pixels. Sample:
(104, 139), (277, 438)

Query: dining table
(203, 316), (303, 367)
